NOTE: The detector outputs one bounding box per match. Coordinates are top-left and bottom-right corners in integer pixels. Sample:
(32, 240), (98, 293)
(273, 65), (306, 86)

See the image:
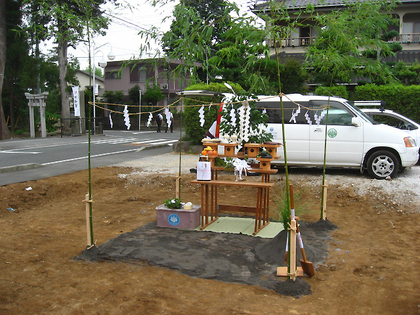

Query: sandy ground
(1, 152), (419, 314)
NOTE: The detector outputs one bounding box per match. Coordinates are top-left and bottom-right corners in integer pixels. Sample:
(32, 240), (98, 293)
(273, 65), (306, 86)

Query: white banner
(72, 86), (80, 117)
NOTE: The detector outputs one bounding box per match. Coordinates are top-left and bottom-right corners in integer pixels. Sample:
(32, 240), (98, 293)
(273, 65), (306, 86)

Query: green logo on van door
(328, 128), (338, 138)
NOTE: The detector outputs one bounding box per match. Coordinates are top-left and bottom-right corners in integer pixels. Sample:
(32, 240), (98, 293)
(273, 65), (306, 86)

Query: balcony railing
(270, 33), (420, 48)
(390, 34), (420, 44)
(270, 37), (316, 48)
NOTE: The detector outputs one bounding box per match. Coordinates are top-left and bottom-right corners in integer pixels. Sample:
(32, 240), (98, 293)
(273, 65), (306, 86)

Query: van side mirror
(352, 117), (361, 127)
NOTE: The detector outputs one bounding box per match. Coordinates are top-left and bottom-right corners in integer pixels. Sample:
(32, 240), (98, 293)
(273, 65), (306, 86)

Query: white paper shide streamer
(123, 105), (131, 130)
(238, 101), (250, 144)
(147, 112), (153, 127)
(109, 112), (113, 128)
(304, 110), (312, 126)
(198, 105), (205, 127)
(230, 106), (236, 127)
(314, 111), (326, 126)
(165, 107), (172, 128)
(289, 105), (301, 124)
(243, 101), (250, 143)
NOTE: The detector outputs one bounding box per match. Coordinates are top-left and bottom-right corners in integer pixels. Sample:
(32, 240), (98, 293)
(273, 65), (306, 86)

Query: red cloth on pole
(215, 102), (223, 138)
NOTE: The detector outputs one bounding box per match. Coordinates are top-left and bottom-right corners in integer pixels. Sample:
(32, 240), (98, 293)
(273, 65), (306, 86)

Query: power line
(104, 12), (150, 32)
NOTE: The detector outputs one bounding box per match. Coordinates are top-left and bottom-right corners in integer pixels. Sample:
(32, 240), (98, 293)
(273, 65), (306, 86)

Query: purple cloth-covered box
(156, 205), (201, 229)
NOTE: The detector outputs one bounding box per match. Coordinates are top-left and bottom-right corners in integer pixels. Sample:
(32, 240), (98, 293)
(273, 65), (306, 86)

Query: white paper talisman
(197, 161), (211, 181)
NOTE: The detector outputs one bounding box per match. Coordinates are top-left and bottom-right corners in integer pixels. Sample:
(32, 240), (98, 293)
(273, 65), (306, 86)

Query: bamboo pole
(320, 104), (330, 220)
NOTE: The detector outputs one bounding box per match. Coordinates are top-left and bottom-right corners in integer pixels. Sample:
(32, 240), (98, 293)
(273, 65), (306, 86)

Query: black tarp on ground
(77, 220), (337, 297)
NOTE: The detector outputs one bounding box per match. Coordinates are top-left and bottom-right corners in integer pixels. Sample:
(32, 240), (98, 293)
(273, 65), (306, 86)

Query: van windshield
(345, 101), (377, 124)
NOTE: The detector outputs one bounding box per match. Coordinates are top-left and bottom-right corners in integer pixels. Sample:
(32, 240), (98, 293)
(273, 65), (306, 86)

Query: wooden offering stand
(202, 140), (220, 152)
(244, 143), (261, 158)
(191, 141), (282, 235)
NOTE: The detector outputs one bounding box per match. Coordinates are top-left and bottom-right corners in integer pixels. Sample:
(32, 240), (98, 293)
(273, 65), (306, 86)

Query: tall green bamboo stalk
(320, 96), (331, 220)
(87, 30), (94, 247)
(275, 45), (292, 276)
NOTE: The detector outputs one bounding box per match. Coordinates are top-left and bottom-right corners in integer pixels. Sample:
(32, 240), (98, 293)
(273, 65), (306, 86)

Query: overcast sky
(63, 0), (257, 70)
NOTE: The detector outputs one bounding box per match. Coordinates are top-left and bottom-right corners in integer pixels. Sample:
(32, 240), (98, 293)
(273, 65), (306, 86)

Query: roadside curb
(138, 143), (172, 152)
(0, 163), (44, 174)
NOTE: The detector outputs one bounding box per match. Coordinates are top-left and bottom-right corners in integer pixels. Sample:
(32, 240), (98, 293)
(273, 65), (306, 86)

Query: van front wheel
(367, 150), (400, 179)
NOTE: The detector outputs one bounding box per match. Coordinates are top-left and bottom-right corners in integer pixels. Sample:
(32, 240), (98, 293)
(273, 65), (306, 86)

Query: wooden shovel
(296, 222), (315, 277)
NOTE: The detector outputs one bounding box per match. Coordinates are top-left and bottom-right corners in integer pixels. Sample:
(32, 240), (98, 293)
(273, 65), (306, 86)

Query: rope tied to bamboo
(287, 221), (297, 232)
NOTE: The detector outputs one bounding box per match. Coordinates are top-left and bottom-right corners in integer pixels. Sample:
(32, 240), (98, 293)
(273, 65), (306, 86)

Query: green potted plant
(163, 198), (183, 209)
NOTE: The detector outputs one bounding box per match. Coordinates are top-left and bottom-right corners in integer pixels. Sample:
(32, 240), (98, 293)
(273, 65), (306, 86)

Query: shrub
(314, 85), (348, 99)
(355, 84), (420, 123)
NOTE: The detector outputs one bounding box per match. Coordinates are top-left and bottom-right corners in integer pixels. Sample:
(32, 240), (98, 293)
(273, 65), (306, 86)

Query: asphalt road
(0, 129), (181, 186)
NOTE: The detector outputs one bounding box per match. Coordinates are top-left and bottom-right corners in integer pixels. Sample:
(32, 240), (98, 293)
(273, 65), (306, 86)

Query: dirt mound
(1, 164), (419, 314)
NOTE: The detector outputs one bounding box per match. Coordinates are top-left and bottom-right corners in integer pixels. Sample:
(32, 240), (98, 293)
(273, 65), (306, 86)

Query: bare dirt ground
(0, 153), (419, 315)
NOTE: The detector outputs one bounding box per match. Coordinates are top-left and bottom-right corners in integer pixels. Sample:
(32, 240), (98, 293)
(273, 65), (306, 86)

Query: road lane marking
(0, 150), (41, 154)
(40, 140), (175, 166)
(41, 149), (140, 165)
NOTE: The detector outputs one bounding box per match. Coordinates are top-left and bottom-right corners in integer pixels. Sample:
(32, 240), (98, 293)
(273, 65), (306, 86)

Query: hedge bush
(355, 84), (420, 123)
(314, 85), (348, 99)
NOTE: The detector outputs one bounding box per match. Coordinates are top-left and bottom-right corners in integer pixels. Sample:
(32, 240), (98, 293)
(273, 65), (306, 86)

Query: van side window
(311, 101), (354, 126)
(257, 101), (308, 124)
(369, 114), (417, 130)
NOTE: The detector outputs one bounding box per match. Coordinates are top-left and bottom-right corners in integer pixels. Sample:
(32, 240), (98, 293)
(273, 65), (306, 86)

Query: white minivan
(359, 107), (420, 158)
(256, 94), (419, 179)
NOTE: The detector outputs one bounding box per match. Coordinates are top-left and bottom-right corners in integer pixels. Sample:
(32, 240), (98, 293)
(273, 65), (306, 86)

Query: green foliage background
(355, 84), (420, 123)
(314, 85), (348, 99)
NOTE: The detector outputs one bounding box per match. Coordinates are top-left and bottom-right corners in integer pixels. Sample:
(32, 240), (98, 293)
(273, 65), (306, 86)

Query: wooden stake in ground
(322, 180), (328, 220)
(83, 193), (93, 248)
(176, 176), (181, 199)
(277, 218), (303, 279)
(278, 185), (304, 279)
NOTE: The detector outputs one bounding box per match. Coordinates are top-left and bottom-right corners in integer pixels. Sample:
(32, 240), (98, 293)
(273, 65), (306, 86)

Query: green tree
(142, 82), (164, 105)
(391, 60), (420, 85)
(2, 0), (28, 135)
(280, 59), (308, 94)
(162, 0), (229, 55)
(103, 90), (124, 104)
(207, 22), (278, 94)
(306, 0), (398, 85)
(0, 0), (14, 138)
(158, 0), (233, 82)
(141, 0), (312, 95)
(22, 0), (116, 131)
(128, 84), (140, 105)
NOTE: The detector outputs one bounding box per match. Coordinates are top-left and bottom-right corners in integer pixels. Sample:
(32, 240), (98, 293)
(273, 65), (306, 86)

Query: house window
(105, 71), (119, 80)
(139, 66), (147, 82)
(130, 66), (148, 83)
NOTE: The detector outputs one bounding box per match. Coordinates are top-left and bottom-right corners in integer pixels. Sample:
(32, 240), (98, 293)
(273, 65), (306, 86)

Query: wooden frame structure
(191, 141), (282, 235)
(190, 179), (274, 235)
